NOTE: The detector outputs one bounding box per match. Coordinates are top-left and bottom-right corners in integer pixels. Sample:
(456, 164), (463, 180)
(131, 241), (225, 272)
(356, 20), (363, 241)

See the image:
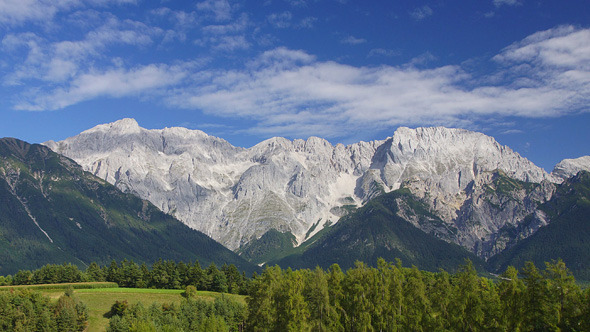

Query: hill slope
(273, 188), (484, 272)
(0, 138), (255, 275)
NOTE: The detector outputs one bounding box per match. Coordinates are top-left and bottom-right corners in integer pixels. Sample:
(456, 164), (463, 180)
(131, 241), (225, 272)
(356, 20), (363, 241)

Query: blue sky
(1, 0), (589, 171)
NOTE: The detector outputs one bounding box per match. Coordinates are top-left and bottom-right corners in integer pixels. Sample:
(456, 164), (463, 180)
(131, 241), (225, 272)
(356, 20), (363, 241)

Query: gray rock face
(551, 156), (590, 180)
(44, 119), (569, 257)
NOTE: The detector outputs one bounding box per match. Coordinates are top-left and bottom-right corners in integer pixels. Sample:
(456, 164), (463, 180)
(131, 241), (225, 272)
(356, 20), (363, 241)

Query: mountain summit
(44, 120), (588, 259)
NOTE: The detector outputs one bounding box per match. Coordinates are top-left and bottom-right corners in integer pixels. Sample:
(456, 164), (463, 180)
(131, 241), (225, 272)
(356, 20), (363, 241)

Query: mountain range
(44, 119), (589, 260)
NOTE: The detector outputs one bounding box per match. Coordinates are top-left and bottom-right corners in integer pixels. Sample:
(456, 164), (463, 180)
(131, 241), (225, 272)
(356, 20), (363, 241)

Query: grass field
(1, 283), (246, 332)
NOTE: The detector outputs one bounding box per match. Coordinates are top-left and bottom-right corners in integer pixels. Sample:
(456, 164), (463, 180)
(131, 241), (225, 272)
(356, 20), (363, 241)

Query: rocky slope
(45, 119), (579, 258)
(487, 171), (590, 280)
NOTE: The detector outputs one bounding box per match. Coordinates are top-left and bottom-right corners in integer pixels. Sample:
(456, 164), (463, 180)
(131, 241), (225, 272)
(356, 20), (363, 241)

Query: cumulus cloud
(267, 11), (293, 28)
(0, 0), (137, 25)
(196, 0), (233, 22)
(197, 13), (251, 51)
(368, 48), (401, 58)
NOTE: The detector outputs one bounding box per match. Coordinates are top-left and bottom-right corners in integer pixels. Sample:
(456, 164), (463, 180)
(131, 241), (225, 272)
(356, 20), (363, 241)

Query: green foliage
(244, 259), (588, 332)
(1, 281), (119, 290)
(183, 285), (198, 299)
(54, 290), (89, 331)
(3, 258), (251, 297)
(106, 300), (129, 318)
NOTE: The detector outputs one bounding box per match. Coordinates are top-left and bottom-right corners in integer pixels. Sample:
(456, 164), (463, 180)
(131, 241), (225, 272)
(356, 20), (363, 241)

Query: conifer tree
(521, 261), (559, 331)
(402, 266), (430, 331)
(497, 265), (525, 330)
(544, 259), (582, 330)
(246, 265), (282, 331)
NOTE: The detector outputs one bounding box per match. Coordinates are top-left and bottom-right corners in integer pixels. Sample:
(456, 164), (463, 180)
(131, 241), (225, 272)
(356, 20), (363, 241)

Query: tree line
(2, 259), (250, 294)
(246, 259), (590, 331)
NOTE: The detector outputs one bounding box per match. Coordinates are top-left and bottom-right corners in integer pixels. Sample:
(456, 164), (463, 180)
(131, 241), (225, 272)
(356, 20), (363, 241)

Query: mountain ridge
(44, 119), (590, 259)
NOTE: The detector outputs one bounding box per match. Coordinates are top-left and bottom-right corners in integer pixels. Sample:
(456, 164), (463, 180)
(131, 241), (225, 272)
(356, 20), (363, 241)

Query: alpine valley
(38, 119), (590, 278)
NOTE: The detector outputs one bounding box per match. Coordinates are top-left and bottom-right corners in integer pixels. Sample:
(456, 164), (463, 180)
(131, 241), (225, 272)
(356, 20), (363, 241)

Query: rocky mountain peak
(86, 118), (141, 135)
(551, 156), (590, 180)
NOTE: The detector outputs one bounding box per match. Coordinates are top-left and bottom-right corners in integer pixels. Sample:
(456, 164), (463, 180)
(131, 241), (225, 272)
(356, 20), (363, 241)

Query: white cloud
(203, 13), (249, 35)
(15, 64), (189, 111)
(407, 52), (437, 67)
(210, 35), (250, 51)
(298, 17), (317, 29)
(494, 26), (590, 68)
(266, 11), (315, 29)
(196, 13), (251, 52)
(2, 16), (159, 85)
(8, 25), (590, 142)
(267, 11), (293, 28)
(341, 36), (366, 45)
(0, 0), (74, 25)
(286, 0), (307, 7)
(196, 0), (233, 22)
(368, 48), (401, 58)
(167, 26), (590, 139)
(151, 7), (199, 31)
(0, 0), (137, 25)
(410, 5), (433, 21)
